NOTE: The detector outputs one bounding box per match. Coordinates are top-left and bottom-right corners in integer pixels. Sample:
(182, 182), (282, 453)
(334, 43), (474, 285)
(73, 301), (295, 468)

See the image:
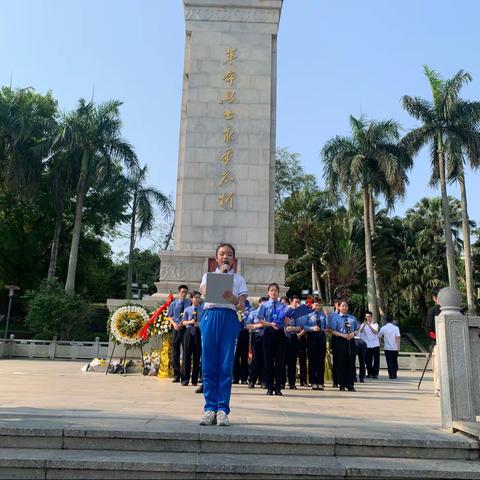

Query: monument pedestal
(153, 249), (287, 299)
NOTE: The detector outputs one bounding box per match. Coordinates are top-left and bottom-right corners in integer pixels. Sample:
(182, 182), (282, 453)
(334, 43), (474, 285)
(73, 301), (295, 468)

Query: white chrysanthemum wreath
(110, 305), (150, 345)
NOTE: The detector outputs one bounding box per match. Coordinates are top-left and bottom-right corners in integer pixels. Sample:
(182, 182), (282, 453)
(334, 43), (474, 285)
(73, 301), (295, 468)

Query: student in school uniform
(329, 300), (342, 388)
(284, 306), (305, 390)
(290, 296), (309, 387)
(258, 283), (287, 396)
(198, 243), (248, 427)
(329, 300), (359, 391)
(167, 284), (191, 383)
(233, 300), (251, 385)
(246, 297), (267, 388)
(303, 299), (328, 390)
(181, 291), (203, 386)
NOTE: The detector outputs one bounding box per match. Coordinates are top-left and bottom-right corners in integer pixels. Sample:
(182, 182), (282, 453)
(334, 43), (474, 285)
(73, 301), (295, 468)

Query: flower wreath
(109, 305), (150, 345)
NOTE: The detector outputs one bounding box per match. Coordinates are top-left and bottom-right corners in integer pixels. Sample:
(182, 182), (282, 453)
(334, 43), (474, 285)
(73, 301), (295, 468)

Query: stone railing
(0, 334), (430, 370)
(0, 335), (108, 360)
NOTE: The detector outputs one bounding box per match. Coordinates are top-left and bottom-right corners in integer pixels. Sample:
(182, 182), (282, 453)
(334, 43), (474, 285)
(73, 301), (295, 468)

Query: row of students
(169, 283), (363, 396)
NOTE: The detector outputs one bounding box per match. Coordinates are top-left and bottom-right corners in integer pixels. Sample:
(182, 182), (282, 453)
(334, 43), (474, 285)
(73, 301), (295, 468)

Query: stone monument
(155, 0), (288, 298)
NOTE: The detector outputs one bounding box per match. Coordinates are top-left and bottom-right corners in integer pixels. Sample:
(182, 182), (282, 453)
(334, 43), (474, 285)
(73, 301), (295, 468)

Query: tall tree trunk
(126, 194), (137, 300)
(47, 207), (63, 281)
(438, 144), (457, 289)
(65, 153), (88, 295)
(458, 168), (475, 314)
(362, 187), (379, 322)
(368, 191), (386, 320)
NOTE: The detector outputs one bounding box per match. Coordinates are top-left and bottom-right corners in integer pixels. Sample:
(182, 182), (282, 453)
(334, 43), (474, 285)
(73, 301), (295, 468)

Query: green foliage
(23, 280), (91, 340)
(275, 148), (317, 208)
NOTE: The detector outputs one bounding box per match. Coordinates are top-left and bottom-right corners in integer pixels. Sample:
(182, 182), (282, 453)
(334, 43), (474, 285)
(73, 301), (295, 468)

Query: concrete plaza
(0, 358), (442, 435)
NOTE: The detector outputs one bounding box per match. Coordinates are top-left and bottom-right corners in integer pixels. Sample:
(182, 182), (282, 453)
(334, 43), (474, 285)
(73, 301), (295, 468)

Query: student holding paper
(198, 243), (248, 427)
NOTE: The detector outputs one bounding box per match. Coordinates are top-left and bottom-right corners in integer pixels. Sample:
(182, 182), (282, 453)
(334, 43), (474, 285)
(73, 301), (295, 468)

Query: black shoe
(354, 377), (358, 383)
(192, 383), (198, 386)
(241, 380), (248, 385)
(372, 375), (378, 379)
(300, 381), (310, 387)
(248, 383), (255, 389)
(274, 389), (283, 396)
(233, 380), (239, 384)
(394, 374), (398, 379)
(181, 381), (189, 386)
(359, 378), (365, 383)
(172, 378), (180, 383)
(347, 387), (356, 392)
(289, 384), (297, 390)
(333, 383), (338, 388)
(266, 389), (273, 395)
(195, 385), (203, 394)
(366, 375), (371, 379)
(339, 387), (346, 391)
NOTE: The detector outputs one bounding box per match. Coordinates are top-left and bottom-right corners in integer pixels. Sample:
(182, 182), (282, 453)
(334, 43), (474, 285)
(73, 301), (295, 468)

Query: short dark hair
(431, 286), (442, 298)
(365, 310), (373, 316)
(268, 282), (280, 291)
(258, 296), (267, 303)
(191, 291), (201, 298)
(292, 295), (301, 301)
(280, 296), (290, 304)
(215, 243), (236, 257)
(312, 296), (322, 304)
(178, 284), (188, 292)
(386, 315), (394, 323)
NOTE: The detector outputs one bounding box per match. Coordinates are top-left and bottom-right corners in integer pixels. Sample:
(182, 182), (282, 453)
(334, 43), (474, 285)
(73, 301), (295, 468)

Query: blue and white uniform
(257, 299), (287, 392)
(200, 268), (248, 415)
(167, 297), (191, 381)
(246, 306), (264, 386)
(303, 310), (328, 386)
(182, 304), (203, 385)
(329, 312), (359, 389)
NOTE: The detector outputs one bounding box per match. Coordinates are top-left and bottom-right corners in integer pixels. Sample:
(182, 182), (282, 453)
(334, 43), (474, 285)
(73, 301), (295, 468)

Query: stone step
(1, 448), (480, 479)
(0, 426), (478, 461)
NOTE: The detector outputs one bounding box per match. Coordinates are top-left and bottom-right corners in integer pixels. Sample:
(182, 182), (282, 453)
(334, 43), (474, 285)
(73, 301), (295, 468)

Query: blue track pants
(200, 308), (240, 414)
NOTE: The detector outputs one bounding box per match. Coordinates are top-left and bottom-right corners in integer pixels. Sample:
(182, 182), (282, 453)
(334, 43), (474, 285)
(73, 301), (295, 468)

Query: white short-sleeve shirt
(359, 322), (380, 348)
(200, 268), (248, 311)
(378, 323), (401, 351)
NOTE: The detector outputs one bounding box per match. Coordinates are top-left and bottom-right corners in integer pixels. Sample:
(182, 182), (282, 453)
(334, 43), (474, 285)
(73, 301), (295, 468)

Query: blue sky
(2, 0), (480, 253)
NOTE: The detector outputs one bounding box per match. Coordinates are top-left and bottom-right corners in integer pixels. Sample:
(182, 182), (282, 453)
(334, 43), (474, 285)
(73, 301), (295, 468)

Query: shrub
(23, 280), (91, 340)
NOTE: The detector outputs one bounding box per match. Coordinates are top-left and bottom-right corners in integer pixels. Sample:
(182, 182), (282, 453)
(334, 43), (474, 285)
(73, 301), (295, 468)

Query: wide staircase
(0, 424), (479, 479)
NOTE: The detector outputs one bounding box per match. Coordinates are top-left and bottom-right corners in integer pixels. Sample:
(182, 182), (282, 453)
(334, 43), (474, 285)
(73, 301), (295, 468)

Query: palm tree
(56, 99), (138, 295)
(0, 87), (57, 197)
(45, 151), (75, 281)
(322, 115), (412, 322)
(125, 165), (171, 299)
(402, 67), (480, 300)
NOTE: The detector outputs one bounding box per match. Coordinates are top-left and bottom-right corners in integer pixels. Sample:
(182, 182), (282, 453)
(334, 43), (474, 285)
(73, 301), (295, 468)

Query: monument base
(154, 249), (288, 299)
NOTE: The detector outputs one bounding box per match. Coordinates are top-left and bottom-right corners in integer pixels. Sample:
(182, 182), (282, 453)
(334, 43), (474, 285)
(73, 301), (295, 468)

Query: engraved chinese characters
(219, 48), (238, 209)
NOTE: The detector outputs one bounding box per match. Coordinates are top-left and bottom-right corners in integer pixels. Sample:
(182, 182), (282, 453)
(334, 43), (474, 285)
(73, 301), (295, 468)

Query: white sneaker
(216, 411), (230, 426)
(199, 411), (217, 426)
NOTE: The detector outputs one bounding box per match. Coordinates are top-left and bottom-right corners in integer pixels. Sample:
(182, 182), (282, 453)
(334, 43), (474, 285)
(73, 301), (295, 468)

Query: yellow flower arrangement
(157, 335), (173, 378)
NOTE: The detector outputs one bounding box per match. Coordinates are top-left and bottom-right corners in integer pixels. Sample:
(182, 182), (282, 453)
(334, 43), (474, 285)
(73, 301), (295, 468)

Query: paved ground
(0, 359), (445, 440)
